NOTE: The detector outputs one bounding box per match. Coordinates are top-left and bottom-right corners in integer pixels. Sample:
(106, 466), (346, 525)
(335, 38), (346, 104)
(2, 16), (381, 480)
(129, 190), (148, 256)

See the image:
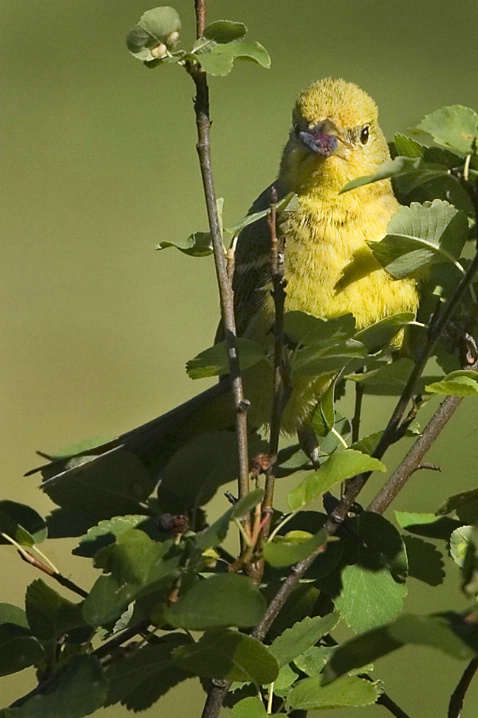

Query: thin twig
(189, 1), (250, 515)
(3, 534), (89, 599)
(326, 248), (478, 528)
(377, 692), (413, 718)
(448, 656), (478, 718)
(200, 680), (229, 718)
(368, 395), (461, 513)
(351, 378), (365, 443)
(262, 187), (288, 542)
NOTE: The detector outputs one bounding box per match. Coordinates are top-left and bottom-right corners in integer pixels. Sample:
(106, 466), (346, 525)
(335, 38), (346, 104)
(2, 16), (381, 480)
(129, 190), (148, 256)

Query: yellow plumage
(231, 78), (418, 432)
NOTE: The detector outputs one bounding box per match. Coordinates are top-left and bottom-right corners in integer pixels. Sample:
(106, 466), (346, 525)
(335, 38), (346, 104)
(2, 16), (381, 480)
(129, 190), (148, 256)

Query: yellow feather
(239, 78), (419, 432)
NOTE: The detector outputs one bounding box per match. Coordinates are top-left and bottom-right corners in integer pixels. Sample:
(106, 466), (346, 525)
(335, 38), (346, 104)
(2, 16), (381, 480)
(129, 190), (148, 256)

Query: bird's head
(280, 78), (391, 197)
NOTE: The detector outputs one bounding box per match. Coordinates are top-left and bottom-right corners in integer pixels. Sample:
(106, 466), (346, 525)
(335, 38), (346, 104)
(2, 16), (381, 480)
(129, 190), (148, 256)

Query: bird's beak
(298, 119), (352, 158)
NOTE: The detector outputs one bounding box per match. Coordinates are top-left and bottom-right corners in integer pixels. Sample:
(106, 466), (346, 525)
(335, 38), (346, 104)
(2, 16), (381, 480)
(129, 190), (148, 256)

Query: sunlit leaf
(334, 564), (407, 633)
(417, 105), (478, 154)
(269, 613), (339, 668)
(426, 370), (478, 396)
(127, 7), (181, 62)
(203, 20), (247, 43)
(230, 697), (267, 718)
(287, 674), (380, 710)
(263, 528), (327, 567)
(0, 501), (47, 546)
(195, 38), (270, 76)
(288, 450), (385, 511)
(369, 200), (468, 279)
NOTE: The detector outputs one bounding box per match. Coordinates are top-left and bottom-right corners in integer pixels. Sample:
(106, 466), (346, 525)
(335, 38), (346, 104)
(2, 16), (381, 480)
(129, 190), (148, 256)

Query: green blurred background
(1, 0), (478, 715)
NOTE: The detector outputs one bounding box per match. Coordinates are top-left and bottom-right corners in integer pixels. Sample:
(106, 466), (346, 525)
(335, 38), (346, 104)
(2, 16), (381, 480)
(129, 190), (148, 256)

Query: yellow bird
(33, 78), (419, 484)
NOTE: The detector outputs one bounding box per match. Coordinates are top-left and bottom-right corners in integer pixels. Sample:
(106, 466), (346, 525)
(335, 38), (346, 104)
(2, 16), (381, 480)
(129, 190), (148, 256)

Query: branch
(188, 1), (250, 511)
(326, 247), (478, 527)
(448, 656), (478, 718)
(367, 393), (462, 513)
(262, 188), (289, 540)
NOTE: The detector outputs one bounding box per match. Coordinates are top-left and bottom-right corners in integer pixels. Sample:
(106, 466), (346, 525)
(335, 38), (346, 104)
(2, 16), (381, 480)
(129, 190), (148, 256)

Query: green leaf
(263, 528), (327, 567)
(437, 488), (478, 523)
(0, 501), (47, 546)
(311, 380), (335, 437)
(126, 7), (181, 62)
(0, 605), (43, 677)
(230, 697), (267, 718)
(203, 21), (247, 43)
(228, 192), (297, 234)
(156, 231), (213, 256)
(15, 655), (108, 718)
(172, 629), (279, 683)
(334, 564), (407, 633)
(288, 450), (385, 511)
(195, 38), (270, 76)
(195, 489), (264, 550)
(105, 634), (192, 708)
(450, 525), (475, 568)
(73, 514), (153, 557)
(25, 580), (84, 640)
(341, 155), (424, 193)
(284, 312), (356, 346)
(347, 357), (413, 395)
(426, 370), (478, 396)
(291, 340), (366, 377)
(269, 613), (339, 668)
(417, 105), (478, 154)
(393, 133), (426, 158)
(369, 200), (468, 279)
(354, 312), (416, 353)
(0, 604), (28, 628)
(293, 645), (334, 676)
(186, 338), (267, 379)
(165, 573), (266, 630)
(287, 674), (380, 710)
(350, 431), (383, 455)
(82, 531), (182, 626)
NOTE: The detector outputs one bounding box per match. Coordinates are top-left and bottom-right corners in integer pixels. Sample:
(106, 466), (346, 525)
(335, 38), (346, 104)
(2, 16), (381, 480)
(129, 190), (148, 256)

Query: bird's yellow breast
(280, 191), (418, 330)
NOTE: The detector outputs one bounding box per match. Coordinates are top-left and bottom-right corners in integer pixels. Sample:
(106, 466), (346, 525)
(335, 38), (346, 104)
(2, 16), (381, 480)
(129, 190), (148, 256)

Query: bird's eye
(360, 125), (370, 145)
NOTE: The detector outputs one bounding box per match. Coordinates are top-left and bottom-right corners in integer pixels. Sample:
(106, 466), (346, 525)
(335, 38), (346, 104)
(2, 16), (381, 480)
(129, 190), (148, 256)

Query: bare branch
(188, 2), (250, 515)
(448, 656), (478, 718)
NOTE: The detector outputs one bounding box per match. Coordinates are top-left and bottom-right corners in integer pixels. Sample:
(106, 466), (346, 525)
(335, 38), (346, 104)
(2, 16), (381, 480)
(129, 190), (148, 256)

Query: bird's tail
(26, 381), (234, 496)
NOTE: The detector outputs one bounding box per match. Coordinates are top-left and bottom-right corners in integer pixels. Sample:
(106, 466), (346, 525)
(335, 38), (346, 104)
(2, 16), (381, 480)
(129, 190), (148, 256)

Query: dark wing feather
(215, 180), (288, 342)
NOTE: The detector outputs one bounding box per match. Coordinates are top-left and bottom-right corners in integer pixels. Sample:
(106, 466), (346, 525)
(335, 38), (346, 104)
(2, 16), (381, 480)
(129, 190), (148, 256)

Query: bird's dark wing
(215, 180), (288, 342)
